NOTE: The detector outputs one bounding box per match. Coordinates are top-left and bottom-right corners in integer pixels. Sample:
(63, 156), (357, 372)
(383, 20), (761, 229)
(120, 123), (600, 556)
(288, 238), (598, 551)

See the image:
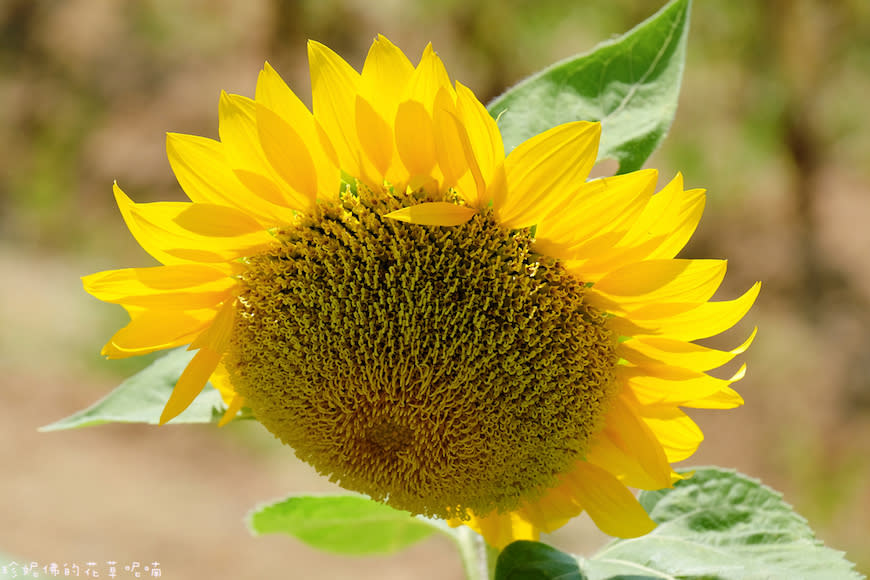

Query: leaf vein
(601, 5), (685, 122)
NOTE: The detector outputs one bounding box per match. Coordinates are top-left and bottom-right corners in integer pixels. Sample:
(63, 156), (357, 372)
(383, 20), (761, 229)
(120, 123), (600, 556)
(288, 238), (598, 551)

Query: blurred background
(1, 0), (869, 577)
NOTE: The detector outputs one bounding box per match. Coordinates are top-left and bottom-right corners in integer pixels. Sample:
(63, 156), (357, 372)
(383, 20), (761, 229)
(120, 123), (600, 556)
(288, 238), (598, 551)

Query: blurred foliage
(3, 0), (870, 254)
(1, 0), (869, 574)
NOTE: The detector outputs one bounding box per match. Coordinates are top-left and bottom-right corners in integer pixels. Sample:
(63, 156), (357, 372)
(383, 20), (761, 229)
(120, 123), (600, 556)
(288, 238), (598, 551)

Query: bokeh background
(2, 0), (869, 577)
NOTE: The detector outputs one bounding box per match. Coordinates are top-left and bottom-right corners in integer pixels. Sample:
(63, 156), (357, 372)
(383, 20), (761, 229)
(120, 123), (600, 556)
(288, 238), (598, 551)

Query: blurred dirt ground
(2, 0), (870, 577)
(0, 252), (466, 579)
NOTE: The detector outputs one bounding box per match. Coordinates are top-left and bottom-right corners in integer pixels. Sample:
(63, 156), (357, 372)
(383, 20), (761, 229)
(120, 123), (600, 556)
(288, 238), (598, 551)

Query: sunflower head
(227, 184), (619, 518)
(83, 35), (758, 547)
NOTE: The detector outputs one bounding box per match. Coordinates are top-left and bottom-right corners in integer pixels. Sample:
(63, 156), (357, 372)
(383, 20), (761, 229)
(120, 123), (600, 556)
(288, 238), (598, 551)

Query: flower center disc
(226, 187), (618, 518)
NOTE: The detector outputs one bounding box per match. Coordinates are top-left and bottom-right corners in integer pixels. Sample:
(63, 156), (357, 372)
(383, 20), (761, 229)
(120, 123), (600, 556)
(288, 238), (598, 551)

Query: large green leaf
(490, 468), (860, 580)
(582, 467), (862, 580)
(488, 0), (691, 173)
(248, 494), (440, 555)
(41, 348), (227, 430)
(494, 541), (585, 580)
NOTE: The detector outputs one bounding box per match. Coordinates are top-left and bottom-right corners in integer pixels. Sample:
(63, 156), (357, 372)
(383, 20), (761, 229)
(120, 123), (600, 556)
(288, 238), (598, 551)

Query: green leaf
(40, 348), (228, 430)
(488, 0), (691, 174)
(494, 541), (585, 580)
(248, 494), (440, 555)
(582, 467), (862, 580)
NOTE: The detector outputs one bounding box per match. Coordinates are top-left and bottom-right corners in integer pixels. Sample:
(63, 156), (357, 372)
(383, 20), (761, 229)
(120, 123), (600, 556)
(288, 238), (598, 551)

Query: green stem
(485, 542), (500, 578)
(455, 526), (500, 580)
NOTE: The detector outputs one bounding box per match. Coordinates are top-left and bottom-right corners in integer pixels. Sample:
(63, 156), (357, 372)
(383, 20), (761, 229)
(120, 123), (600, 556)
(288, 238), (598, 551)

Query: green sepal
(488, 0), (691, 174)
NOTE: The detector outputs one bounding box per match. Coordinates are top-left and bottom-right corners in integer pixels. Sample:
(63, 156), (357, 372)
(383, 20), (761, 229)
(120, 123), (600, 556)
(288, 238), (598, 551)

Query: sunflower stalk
(454, 526), (498, 580)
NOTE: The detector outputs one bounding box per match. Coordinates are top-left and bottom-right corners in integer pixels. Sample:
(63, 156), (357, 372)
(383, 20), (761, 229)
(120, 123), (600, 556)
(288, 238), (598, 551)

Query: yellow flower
(83, 35), (758, 548)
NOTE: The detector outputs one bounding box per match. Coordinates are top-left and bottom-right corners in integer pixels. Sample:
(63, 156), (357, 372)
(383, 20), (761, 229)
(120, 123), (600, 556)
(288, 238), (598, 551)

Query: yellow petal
(586, 433), (673, 491)
(635, 404), (704, 463)
(496, 122), (601, 229)
(631, 174), (706, 261)
(189, 297), (236, 352)
(384, 202), (477, 226)
(309, 40), (361, 174)
(232, 169), (296, 213)
(633, 282), (761, 340)
(360, 34), (414, 120)
(455, 82), (504, 205)
(255, 63), (341, 201)
(113, 184), (274, 264)
(403, 43), (453, 112)
(395, 100), (437, 177)
(255, 62), (316, 133)
(207, 361), (237, 404)
(603, 313), (656, 339)
(611, 301), (710, 321)
(101, 307), (215, 359)
(219, 92), (311, 209)
(591, 259), (727, 311)
(448, 511), (538, 549)
(165, 132), (292, 226)
(534, 169), (657, 261)
(112, 183), (183, 266)
(517, 481), (582, 534)
(586, 394), (673, 490)
(159, 345), (222, 424)
(560, 461), (657, 538)
(208, 361), (245, 427)
(574, 185), (706, 278)
(624, 364), (746, 407)
(218, 394), (245, 427)
(433, 89), (484, 201)
(355, 95), (393, 177)
(172, 203), (265, 237)
(83, 264), (235, 309)
(256, 103), (318, 203)
(313, 122), (344, 204)
(680, 385), (745, 409)
(617, 327), (757, 373)
(159, 298), (237, 424)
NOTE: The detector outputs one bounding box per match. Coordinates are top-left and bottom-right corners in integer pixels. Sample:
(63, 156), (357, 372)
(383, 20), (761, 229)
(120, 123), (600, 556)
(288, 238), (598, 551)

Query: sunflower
(83, 35), (758, 548)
